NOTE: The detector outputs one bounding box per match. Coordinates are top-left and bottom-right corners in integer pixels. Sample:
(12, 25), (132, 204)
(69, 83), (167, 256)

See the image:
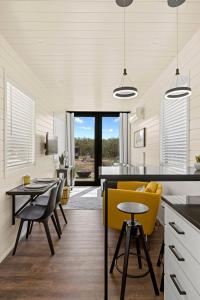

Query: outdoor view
(74, 116), (120, 182)
(102, 117), (120, 166)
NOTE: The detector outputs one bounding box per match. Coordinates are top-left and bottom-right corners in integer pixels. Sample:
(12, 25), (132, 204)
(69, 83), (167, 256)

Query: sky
(74, 116), (119, 139)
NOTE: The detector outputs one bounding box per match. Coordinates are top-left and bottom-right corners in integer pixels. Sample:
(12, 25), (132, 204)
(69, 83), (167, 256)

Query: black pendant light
(165, 7), (192, 100)
(168, 0), (185, 8)
(116, 0), (133, 7)
(113, 1), (138, 99)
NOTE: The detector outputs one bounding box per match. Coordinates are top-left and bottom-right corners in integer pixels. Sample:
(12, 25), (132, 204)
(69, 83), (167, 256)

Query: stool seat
(117, 202), (149, 215)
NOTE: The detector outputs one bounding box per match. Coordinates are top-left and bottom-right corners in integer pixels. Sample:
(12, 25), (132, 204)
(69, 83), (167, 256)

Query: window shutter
(6, 82), (35, 169)
(161, 98), (188, 167)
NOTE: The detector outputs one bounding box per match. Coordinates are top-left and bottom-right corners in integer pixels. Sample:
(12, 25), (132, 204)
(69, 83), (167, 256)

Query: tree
(75, 137), (119, 160)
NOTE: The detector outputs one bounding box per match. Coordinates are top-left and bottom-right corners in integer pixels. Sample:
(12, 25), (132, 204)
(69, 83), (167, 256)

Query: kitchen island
(99, 165), (200, 300)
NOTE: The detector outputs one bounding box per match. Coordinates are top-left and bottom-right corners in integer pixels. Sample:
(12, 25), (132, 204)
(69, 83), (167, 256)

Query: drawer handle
(170, 274), (186, 295)
(169, 245), (185, 261)
(169, 222), (185, 235)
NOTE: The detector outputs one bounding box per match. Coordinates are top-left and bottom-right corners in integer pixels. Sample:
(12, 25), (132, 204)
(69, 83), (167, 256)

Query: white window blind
(6, 82), (35, 169)
(161, 98), (188, 167)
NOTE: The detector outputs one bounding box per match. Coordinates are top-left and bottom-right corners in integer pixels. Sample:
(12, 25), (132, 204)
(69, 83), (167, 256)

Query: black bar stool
(157, 240), (164, 292)
(110, 202), (159, 300)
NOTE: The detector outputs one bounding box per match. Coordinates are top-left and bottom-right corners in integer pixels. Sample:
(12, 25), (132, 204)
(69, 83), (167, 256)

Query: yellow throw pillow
(60, 186), (70, 205)
(145, 182), (158, 193)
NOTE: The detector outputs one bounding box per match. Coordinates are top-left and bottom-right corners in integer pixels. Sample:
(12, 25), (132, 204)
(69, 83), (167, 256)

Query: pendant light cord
(176, 7), (183, 86)
(123, 3), (134, 85)
(176, 7), (186, 86)
(176, 7), (179, 72)
(120, 1), (134, 87)
(120, 4), (126, 87)
(124, 5), (126, 71)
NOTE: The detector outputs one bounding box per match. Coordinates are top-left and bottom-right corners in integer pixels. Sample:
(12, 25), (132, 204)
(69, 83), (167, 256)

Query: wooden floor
(0, 210), (164, 300)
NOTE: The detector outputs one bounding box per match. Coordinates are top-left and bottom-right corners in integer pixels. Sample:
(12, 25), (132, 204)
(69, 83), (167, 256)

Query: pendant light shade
(116, 0), (133, 7)
(165, 8), (191, 100)
(165, 87), (191, 100)
(113, 86), (138, 99)
(165, 68), (192, 99)
(113, 68), (138, 99)
(113, 3), (138, 100)
(168, 0), (185, 8)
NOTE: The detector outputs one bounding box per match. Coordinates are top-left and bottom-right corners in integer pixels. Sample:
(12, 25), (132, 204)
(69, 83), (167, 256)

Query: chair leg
(43, 220), (55, 255)
(26, 221), (31, 239)
(120, 225), (132, 300)
(12, 220), (24, 255)
(139, 225), (159, 296)
(160, 270), (164, 292)
(136, 237), (142, 269)
(110, 221), (126, 274)
(51, 215), (61, 239)
(157, 241), (164, 267)
(29, 221), (34, 235)
(54, 208), (62, 235)
(59, 203), (67, 224)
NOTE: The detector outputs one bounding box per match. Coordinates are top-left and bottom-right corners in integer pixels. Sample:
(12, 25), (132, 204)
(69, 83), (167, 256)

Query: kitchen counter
(99, 165), (200, 181)
(162, 195), (200, 231)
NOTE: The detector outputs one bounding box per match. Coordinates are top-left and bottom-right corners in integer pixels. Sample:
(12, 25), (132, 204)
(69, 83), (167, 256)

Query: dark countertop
(162, 195), (200, 231)
(99, 165), (200, 181)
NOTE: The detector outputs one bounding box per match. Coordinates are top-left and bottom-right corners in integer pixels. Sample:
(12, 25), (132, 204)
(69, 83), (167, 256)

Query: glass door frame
(74, 112), (120, 186)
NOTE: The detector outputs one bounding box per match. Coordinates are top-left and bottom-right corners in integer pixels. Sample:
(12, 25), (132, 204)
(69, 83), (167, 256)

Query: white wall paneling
(0, 33), (55, 262)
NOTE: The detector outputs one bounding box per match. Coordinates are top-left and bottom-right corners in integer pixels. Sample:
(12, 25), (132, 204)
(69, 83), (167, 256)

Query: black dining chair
(13, 186), (59, 256)
(33, 178), (67, 235)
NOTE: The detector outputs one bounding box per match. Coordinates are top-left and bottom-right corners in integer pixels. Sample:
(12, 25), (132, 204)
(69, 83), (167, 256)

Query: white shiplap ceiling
(0, 0), (199, 111)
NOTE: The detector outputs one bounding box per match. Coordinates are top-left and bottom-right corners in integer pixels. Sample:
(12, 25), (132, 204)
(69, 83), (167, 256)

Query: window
(161, 98), (189, 167)
(6, 82), (35, 169)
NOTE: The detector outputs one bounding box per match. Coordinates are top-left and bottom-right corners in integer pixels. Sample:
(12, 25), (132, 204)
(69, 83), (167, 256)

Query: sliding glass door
(74, 112), (120, 186)
(74, 116), (95, 184)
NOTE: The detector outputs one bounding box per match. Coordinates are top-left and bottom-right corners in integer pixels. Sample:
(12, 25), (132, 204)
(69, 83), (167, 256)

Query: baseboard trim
(0, 226), (27, 263)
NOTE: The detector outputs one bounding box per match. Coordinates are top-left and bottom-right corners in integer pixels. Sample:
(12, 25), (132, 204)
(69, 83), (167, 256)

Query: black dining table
(99, 164), (200, 300)
(6, 179), (59, 225)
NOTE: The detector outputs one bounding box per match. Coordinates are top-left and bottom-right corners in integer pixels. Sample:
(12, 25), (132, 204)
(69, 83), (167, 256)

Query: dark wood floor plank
(0, 210), (164, 300)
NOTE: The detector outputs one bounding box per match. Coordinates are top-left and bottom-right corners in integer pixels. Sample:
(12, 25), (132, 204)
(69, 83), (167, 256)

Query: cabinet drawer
(164, 275), (179, 300)
(165, 227), (200, 294)
(165, 248), (200, 300)
(165, 206), (200, 264)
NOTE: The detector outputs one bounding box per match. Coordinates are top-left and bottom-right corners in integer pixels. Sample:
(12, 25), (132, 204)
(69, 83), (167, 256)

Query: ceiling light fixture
(168, 0), (185, 8)
(165, 7), (191, 100)
(113, 0), (138, 99)
(116, 0), (133, 7)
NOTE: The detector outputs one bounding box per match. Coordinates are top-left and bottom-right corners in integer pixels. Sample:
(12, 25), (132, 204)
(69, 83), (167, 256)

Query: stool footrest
(115, 252), (150, 278)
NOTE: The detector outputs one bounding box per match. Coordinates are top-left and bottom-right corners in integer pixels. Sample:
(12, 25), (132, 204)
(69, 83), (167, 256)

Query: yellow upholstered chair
(106, 181), (162, 236)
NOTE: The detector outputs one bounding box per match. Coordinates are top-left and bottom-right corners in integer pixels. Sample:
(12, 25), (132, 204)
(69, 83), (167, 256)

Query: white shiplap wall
(130, 27), (200, 194)
(0, 34), (55, 262)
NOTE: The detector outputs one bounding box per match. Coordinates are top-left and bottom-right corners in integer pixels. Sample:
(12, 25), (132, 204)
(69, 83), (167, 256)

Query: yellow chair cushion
(145, 181), (158, 193)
